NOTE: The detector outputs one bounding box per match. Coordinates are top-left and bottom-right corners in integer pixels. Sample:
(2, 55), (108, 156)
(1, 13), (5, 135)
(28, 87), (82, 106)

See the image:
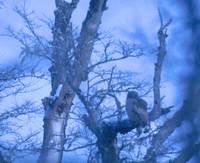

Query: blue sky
(0, 0), (160, 61)
(0, 0), (179, 103)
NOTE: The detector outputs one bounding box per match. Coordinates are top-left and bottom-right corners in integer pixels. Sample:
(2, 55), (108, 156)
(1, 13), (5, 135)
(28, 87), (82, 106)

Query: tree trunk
(38, 105), (69, 163)
(97, 138), (119, 163)
(38, 1), (77, 162)
(38, 0), (108, 162)
(38, 84), (75, 163)
(84, 117), (138, 163)
(95, 124), (120, 163)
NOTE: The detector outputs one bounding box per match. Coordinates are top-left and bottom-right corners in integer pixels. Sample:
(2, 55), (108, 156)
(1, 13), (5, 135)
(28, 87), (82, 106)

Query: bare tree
(7, 3), (171, 162)
(150, 10), (172, 120)
(37, 0), (109, 162)
(2, 0), (110, 162)
(0, 65), (42, 162)
(3, 1), (200, 162)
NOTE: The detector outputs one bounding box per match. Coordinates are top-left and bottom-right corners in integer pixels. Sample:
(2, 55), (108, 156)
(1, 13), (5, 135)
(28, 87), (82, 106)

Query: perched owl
(125, 91), (149, 134)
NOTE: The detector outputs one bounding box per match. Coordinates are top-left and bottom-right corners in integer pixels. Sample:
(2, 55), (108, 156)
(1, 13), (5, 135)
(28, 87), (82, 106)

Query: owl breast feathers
(125, 91), (149, 126)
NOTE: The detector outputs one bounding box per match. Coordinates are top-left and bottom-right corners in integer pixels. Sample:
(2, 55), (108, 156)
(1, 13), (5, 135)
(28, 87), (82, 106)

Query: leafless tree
(13, 0), (148, 162)
(0, 65), (42, 162)
(3, 0), (200, 162)
(37, 0), (110, 162)
(3, 1), (171, 162)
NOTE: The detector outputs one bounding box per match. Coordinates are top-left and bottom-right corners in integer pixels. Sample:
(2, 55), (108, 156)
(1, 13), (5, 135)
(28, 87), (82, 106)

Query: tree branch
(150, 10), (171, 120)
(145, 101), (189, 161)
(73, 0), (108, 81)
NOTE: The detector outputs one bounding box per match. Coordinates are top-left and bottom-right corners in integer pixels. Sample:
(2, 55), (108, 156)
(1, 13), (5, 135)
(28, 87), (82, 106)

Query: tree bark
(38, 1), (78, 162)
(38, 110), (67, 163)
(96, 124), (120, 163)
(38, 84), (76, 163)
(145, 101), (189, 161)
(150, 13), (171, 120)
(97, 138), (119, 163)
(83, 110), (139, 163)
(38, 0), (108, 162)
(95, 120), (139, 163)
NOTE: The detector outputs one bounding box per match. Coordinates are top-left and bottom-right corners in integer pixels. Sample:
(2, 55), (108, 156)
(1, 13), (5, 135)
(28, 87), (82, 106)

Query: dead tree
(38, 0), (109, 163)
(150, 10), (172, 120)
(5, 1), (140, 162)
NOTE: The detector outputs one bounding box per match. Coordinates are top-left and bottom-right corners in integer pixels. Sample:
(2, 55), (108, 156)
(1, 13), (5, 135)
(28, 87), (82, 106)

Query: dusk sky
(0, 0), (182, 106)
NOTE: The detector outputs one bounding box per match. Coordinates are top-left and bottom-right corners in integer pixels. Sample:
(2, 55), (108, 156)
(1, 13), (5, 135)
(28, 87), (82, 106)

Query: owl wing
(136, 108), (149, 125)
(138, 98), (147, 111)
(126, 98), (139, 122)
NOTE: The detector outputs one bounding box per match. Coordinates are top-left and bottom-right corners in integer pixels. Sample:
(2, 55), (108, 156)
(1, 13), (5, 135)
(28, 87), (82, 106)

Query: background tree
(0, 65), (42, 162)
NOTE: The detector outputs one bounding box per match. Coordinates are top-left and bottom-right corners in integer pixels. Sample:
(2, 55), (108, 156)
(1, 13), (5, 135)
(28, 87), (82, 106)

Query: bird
(125, 91), (149, 135)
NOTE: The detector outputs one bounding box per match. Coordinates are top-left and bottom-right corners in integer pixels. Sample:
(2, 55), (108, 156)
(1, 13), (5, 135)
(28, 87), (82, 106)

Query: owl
(125, 91), (149, 134)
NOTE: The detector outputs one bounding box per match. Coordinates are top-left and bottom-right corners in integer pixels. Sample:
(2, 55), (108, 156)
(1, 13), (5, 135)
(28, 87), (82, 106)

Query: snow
(47, 84), (63, 101)
(55, 84), (63, 97)
(49, 96), (56, 101)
